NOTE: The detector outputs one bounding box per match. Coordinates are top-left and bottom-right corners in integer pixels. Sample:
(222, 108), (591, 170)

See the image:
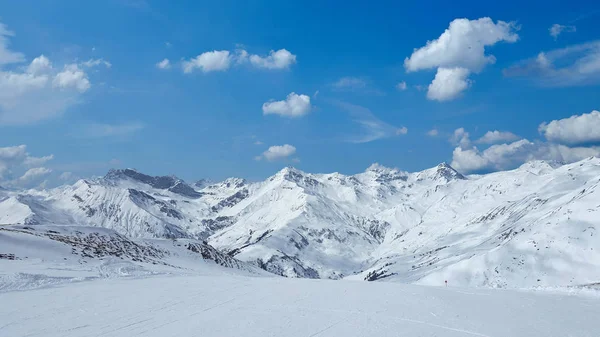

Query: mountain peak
(105, 168), (180, 188)
(518, 160), (563, 173)
(194, 179), (213, 189)
(366, 163), (395, 173)
(221, 177), (246, 189)
(364, 163), (407, 183)
(434, 162), (465, 181)
(103, 168), (201, 198)
(415, 162), (465, 182)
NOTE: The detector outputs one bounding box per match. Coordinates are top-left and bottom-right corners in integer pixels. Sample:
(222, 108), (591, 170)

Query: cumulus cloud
(249, 49), (296, 69)
(156, 58), (170, 69)
(427, 129), (439, 137)
(476, 130), (520, 144)
(53, 64), (91, 92)
(427, 67), (471, 101)
(27, 55), (52, 75)
(182, 48), (297, 73)
(449, 121), (600, 173)
(450, 128), (471, 148)
(539, 110), (600, 145)
(405, 17), (519, 101)
(18, 167), (52, 184)
(549, 24), (576, 40)
(0, 23), (104, 125)
(405, 17), (519, 72)
(504, 41), (600, 87)
(0, 145), (55, 187)
(262, 92), (312, 117)
(23, 154), (54, 167)
(182, 50), (231, 73)
(396, 81), (407, 91)
(451, 139), (600, 173)
(256, 144), (297, 161)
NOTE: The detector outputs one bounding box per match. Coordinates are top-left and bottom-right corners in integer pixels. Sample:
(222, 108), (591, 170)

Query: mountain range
(2, 158), (600, 288)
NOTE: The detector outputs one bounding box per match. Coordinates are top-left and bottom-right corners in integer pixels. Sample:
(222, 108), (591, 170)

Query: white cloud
(18, 167), (52, 184)
(27, 55), (52, 75)
(156, 58), (171, 69)
(331, 76), (384, 95)
(451, 146), (491, 172)
(333, 77), (367, 90)
(257, 144), (297, 161)
(23, 154), (54, 167)
(504, 41), (600, 86)
(539, 110), (600, 145)
(76, 122), (144, 138)
(396, 127), (408, 135)
(450, 128), (471, 148)
(0, 145), (53, 183)
(405, 17), (519, 101)
(405, 17), (519, 72)
(427, 67), (471, 101)
(262, 92), (311, 117)
(0, 22), (24, 65)
(181, 48), (296, 73)
(53, 64), (91, 92)
(396, 81), (407, 91)
(451, 139), (600, 173)
(249, 49), (296, 69)
(82, 58), (112, 68)
(549, 24), (576, 40)
(0, 145), (27, 160)
(333, 100), (407, 143)
(476, 130), (520, 144)
(182, 50), (231, 73)
(254, 140), (264, 145)
(427, 129), (439, 137)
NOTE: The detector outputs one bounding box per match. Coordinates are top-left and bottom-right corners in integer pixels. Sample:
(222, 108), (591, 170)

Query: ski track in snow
(1, 274), (599, 337)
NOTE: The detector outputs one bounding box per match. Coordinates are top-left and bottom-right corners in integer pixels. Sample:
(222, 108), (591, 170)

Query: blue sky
(1, 0), (599, 187)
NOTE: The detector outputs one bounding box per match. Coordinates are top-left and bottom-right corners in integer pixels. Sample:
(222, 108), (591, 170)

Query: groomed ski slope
(1, 274), (599, 337)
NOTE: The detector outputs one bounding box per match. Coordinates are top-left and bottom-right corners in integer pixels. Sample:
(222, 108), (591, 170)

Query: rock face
(2, 157), (600, 288)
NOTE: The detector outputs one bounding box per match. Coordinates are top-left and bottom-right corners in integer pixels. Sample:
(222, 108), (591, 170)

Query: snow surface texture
(1, 274), (599, 337)
(2, 158), (600, 288)
(0, 225), (264, 292)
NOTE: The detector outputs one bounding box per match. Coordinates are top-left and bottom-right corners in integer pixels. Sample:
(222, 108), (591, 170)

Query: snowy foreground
(2, 274), (599, 337)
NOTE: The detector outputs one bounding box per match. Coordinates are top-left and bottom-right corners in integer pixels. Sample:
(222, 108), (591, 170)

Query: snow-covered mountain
(2, 157), (600, 288)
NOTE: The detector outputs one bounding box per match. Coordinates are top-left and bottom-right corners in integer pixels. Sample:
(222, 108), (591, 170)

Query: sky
(0, 0), (599, 188)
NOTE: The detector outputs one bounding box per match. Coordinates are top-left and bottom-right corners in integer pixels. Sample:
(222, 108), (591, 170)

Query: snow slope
(0, 225), (264, 292)
(1, 273), (599, 337)
(1, 157), (600, 288)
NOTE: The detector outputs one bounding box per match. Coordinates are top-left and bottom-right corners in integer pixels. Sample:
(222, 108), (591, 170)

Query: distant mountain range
(2, 157), (600, 288)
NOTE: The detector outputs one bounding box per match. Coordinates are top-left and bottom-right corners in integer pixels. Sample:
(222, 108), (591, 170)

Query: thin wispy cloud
(331, 100), (407, 143)
(331, 77), (385, 96)
(73, 122), (144, 139)
(504, 41), (600, 87)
